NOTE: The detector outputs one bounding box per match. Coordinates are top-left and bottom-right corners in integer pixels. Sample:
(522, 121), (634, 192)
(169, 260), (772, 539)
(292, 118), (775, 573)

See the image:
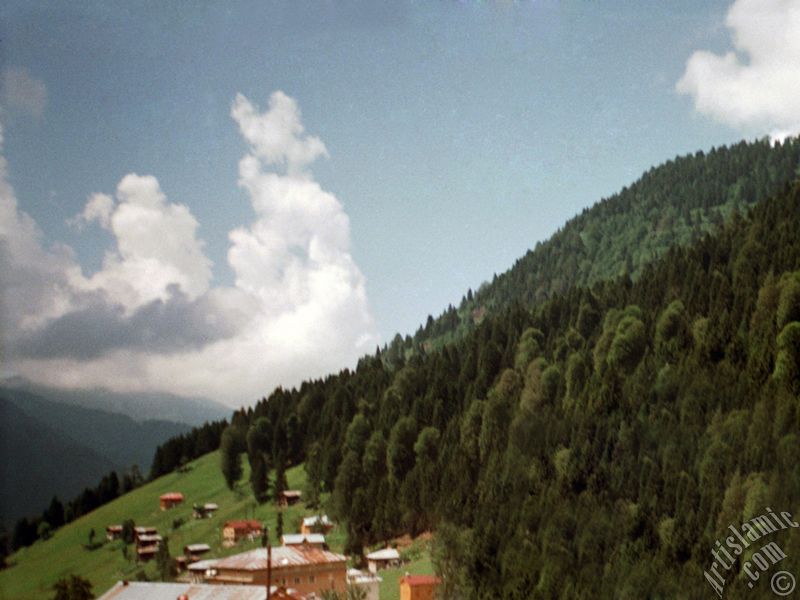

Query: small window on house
(309, 575), (315, 583)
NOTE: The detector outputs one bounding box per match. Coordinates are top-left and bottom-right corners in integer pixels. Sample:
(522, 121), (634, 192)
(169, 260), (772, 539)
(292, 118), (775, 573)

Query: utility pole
(262, 524), (272, 599)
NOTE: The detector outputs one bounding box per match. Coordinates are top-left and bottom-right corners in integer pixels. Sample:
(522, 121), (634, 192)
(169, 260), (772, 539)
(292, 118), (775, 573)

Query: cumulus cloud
(83, 174), (213, 311)
(676, 0), (800, 140)
(68, 193), (114, 230)
(1, 67), (47, 119)
(1, 92), (377, 406)
(0, 124), (84, 333)
(231, 91), (328, 174)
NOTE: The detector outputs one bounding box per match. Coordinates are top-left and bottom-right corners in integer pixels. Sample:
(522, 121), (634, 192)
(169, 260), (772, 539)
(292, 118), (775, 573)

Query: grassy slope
(377, 549), (434, 600)
(0, 451), (344, 600)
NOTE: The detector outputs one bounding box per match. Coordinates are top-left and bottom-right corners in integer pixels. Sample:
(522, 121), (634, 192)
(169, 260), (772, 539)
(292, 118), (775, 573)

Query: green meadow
(0, 452), (323, 599)
(0, 451), (432, 600)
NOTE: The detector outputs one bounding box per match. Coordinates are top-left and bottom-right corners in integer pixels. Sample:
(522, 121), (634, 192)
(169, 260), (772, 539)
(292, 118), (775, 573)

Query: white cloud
(231, 92), (328, 174)
(84, 174), (213, 311)
(676, 0), (800, 140)
(69, 193), (114, 230)
(1, 92), (377, 407)
(1, 67), (47, 119)
(0, 124), (84, 332)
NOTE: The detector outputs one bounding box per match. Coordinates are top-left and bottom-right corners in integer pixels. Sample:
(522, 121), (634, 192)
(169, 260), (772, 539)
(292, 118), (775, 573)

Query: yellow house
(400, 574), (441, 600)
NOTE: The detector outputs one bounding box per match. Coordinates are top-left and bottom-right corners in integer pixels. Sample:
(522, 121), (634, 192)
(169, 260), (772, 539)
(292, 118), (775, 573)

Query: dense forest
(194, 142), (800, 598)
(204, 139), (800, 597)
(218, 178), (800, 598)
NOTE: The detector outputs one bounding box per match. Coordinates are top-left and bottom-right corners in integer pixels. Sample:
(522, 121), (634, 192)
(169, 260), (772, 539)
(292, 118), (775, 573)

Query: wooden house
(277, 490), (302, 507)
(159, 492), (184, 510)
(106, 525), (123, 541)
(184, 543), (211, 561)
(366, 547), (401, 573)
(300, 514), (333, 535)
(193, 502), (219, 519)
(399, 575), (442, 600)
(222, 519), (263, 546)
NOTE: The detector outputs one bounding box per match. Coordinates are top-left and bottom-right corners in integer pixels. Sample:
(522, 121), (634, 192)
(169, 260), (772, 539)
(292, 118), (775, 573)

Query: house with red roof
(160, 492), (185, 510)
(400, 574), (442, 600)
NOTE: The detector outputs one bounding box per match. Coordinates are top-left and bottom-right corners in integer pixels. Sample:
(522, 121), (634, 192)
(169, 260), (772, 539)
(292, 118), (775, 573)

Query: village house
(106, 525), (123, 541)
(366, 547), (401, 573)
(188, 558), (219, 584)
(281, 533), (326, 548)
(133, 526), (157, 540)
(277, 490), (302, 507)
(222, 519), (263, 546)
(399, 575), (442, 600)
(136, 533), (162, 548)
(160, 492), (185, 510)
(133, 528), (162, 562)
(347, 568), (382, 600)
(198, 544), (347, 598)
(300, 515), (333, 535)
(136, 544), (159, 562)
(184, 543), (212, 561)
(193, 502), (219, 519)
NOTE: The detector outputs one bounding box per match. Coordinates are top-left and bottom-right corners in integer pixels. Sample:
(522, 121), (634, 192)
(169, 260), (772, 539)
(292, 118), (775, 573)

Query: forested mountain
(386, 138), (800, 359)
(0, 399), (116, 526)
(140, 141), (800, 597)
(208, 180), (800, 597)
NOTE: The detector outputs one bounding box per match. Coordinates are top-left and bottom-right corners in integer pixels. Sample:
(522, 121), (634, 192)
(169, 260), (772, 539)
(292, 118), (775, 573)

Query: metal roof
(188, 558), (219, 572)
(366, 548), (400, 561)
(281, 534), (325, 545)
(137, 534), (162, 543)
(301, 515), (331, 527)
(213, 545), (346, 571)
(224, 520), (262, 530)
(97, 582), (270, 600)
(185, 544), (211, 552)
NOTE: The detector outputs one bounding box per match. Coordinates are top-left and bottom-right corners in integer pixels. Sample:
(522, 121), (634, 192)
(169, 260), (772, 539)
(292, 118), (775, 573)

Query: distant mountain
(0, 398), (117, 525)
(0, 377), (230, 426)
(0, 388), (191, 473)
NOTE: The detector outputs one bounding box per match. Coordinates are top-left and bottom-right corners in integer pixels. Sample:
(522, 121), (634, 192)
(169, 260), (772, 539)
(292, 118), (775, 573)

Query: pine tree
(220, 428), (243, 490)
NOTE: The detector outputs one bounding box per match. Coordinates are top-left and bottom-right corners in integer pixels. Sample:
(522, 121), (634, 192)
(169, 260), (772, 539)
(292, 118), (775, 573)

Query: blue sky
(2, 0), (797, 406)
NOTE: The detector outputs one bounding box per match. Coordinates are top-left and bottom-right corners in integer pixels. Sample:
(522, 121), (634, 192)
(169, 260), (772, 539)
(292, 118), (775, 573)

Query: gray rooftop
(97, 582), (269, 600)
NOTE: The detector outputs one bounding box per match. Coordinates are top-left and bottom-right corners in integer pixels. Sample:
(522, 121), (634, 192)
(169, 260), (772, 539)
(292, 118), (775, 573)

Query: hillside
(0, 399), (118, 528)
(0, 451), (318, 599)
(211, 181), (800, 597)
(389, 137), (800, 359)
